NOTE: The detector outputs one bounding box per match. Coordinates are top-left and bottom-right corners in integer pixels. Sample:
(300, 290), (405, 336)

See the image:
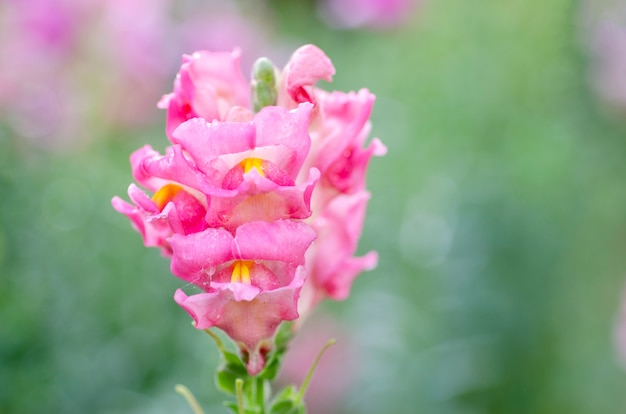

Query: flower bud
(251, 57), (278, 112)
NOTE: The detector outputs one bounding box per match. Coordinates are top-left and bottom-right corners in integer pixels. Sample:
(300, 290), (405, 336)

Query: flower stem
(203, 328), (227, 354)
(175, 384), (205, 414)
(296, 338), (336, 403)
(235, 378), (245, 414)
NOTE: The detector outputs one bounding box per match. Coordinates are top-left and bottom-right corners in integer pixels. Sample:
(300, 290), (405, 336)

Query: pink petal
(169, 228), (234, 284)
(171, 117), (256, 177)
(278, 44), (335, 107)
(234, 220), (317, 265)
(207, 167), (320, 231)
(254, 103), (313, 177)
(161, 49), (250, 138)
(174, 266), (306, 375)
(307, 191), (377, 300)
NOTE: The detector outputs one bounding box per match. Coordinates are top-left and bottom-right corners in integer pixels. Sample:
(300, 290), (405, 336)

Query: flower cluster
(112, 44), (385, 375)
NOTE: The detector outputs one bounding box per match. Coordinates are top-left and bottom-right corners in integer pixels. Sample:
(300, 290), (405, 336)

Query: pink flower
(114, 44), (384, 374)
(589, 21), (626, 111)
(114, 102), (320, 374)
(299, 192), (379, 315)
(171, 220), (316, 375)
(154, 44), (385, 315)
(277, 46), (386, 314)
(120, 103), (319, 232)
(277, 44), (335, 108)
(111, 182), (207, 256)
(158, 49), (251, 139)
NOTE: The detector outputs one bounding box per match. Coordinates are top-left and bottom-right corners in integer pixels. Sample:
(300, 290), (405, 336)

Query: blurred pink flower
(276, 315), (357, 414)
(589, 21), (626, 111)
(0, 0), (275, 151)
(318, 0), (419, 29)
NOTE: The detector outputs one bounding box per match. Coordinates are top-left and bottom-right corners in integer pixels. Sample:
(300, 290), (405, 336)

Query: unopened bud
(251, 57), (278, 112)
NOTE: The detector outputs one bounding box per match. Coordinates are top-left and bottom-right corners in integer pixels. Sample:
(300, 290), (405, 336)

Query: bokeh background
(2, 0), (626, 413)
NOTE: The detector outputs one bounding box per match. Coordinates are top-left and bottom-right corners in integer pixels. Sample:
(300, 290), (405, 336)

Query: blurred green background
(2, 0), (626, 413)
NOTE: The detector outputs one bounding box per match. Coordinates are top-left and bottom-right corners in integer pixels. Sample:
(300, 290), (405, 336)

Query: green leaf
(223, 401), (239, 413)
(223, 350), (248, 370)
(269, 385), (306, 414)
(216, 369), (242, 396)
(215, 347), (249, 396)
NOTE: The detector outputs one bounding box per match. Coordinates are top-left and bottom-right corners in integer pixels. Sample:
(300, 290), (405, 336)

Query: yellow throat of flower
(231, 260), (253, 284)
(240, 158), (265, 176)
(152, 183), (183, 211)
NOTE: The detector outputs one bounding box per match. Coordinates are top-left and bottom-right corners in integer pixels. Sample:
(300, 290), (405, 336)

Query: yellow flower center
(152, 184), (183, 211)
(231, 260), (253, 284)
(240, 158), (265, 176)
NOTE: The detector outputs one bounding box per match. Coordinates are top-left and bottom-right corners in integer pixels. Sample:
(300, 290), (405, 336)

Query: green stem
(175, 384), (205, 414)
(203, 328), (227, 354)
(296, 338), (337, 403)
(235, 378), (245, 414)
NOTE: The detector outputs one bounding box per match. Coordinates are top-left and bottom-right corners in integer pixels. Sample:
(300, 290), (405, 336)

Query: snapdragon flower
(113, 44), (384, 378)
(156, 44), (386, 317)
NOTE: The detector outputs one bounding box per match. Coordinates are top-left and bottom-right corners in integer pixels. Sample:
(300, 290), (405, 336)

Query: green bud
(251, 57), (278, 112)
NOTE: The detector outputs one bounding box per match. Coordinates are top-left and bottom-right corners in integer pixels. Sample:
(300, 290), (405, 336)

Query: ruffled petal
(278, 44), (335, 107)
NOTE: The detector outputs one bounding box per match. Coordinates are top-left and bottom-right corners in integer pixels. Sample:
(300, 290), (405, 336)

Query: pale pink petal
(307, 89), (387, 194)
(135, 144), (234, 197)
(161, 49), (250, 138)
(174, 288), (230, 329)
(206, 167), (320, 231)
(234, 220), (317, 264)
(112, 184), (176, 256)
(169, 228), (234, 284)
(278, 45), (335, 108)
(307, 191), (376, 300)
(171, 117), (256, 173)
(254, 103), (313, 177)
(174, 264), (306, 375)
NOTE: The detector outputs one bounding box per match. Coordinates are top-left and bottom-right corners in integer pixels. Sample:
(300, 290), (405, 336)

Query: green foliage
(210, 322), (301, 413)
(269, 386), (306, 414)
(215, 349), (248, 396)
